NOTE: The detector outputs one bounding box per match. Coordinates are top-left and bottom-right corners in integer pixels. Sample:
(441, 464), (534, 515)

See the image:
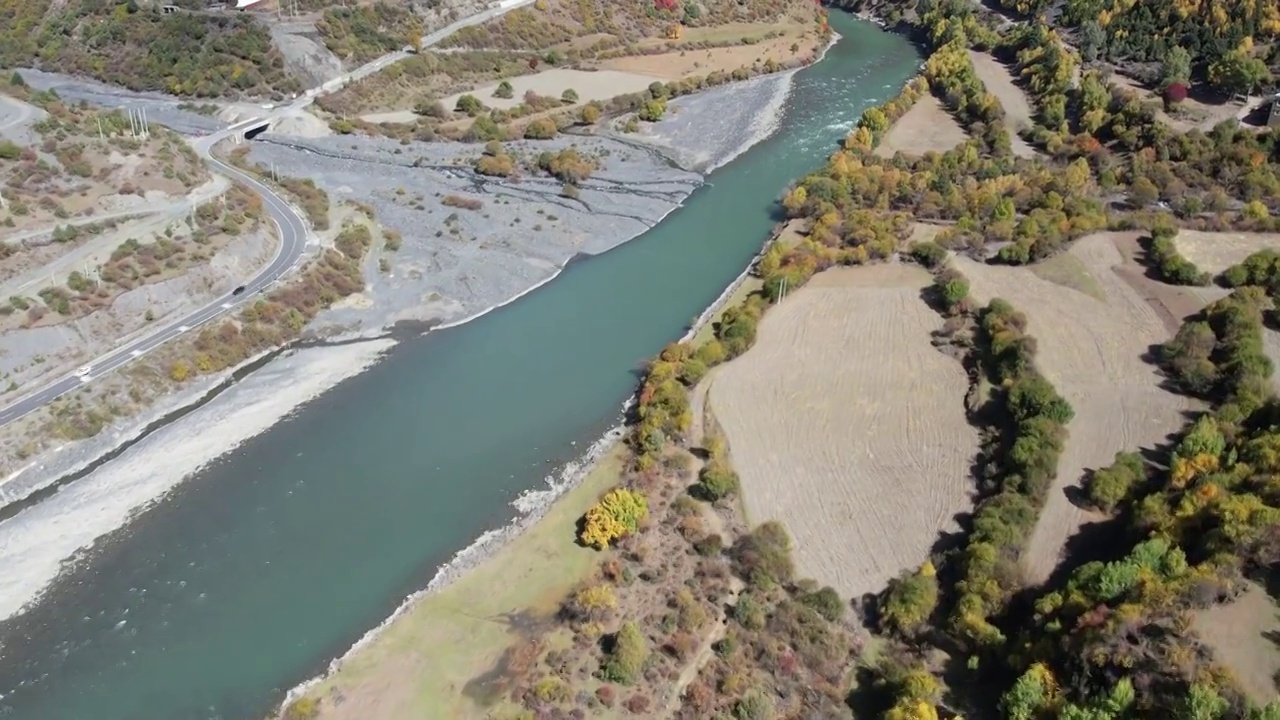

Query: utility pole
(128, 108), (137, 137)
(96, 117), (104, 141)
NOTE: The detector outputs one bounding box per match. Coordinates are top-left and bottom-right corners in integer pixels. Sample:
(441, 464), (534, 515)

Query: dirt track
(956, 234), (1196, 583)
(709, 263), (976, 598)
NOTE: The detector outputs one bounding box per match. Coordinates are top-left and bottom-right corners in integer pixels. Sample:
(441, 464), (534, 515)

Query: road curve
(0, 0), (539, 428)
(0, 147), (308, 428)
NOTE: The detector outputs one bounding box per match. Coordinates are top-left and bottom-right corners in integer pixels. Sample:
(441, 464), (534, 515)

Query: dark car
(233, 285), (247, 296)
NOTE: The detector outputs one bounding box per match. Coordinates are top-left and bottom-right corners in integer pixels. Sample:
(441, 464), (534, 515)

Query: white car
(75, 365), (92, 378)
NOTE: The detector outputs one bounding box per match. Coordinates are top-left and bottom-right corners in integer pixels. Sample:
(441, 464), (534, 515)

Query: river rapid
(0, 14), (918, 720)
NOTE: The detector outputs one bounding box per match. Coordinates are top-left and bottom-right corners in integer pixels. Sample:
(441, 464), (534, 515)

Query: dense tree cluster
(0, 0), (298, 98)
(316, 3), (422, 64)
(1147, 226), (1210, 286)
(1161, 288), (1273, 402)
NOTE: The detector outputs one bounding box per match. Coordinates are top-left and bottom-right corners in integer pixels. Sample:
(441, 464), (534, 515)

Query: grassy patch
(1029, 251), (1105, 301)
(303, 445), (626, 719)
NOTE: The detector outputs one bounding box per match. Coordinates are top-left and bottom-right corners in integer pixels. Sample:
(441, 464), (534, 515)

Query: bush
(455, 94), (483, 115)
(696, 461), (739, 501)
(734, 690), (775, 720)
(909, 241), (947, 268)
(441, 194), (484, 210)
(283, 697), (319, 720)
(602, 621), (648, 684)
(580, 488), (648, 549)
(0, 140), (21, 160)
(1148, 230), (1208, 286)
(731, 521), (794, 588)
(523, 117), (558, 139)
(638, 98), (666, 122)
(567, 583), (617, 620)
(1085, 451), (1145, 512)
(878, 562), (939, 635)
(579, 103), (602, 125)
(493, 80), (514, 99)
(561, 88), (579, 103)
(799, 586), (845, 622)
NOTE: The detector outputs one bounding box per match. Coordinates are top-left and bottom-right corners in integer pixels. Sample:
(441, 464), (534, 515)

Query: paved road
(0, 0), (538, 428)
(0, 145), (309, 427)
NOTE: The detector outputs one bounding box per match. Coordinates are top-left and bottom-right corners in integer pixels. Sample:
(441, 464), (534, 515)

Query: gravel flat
(245, 132), (702, 334)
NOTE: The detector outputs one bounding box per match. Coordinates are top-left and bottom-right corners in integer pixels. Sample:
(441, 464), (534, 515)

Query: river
(0, 14), (918, 720)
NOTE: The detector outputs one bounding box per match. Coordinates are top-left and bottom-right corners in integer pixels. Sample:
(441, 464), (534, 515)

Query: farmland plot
(955, 234), (1197, 583)
(709, 264), (977, 598)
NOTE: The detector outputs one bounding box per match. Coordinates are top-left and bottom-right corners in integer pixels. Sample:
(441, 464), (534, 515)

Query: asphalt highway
(0, 0), (539, 428)
(0, 144), (309, 428)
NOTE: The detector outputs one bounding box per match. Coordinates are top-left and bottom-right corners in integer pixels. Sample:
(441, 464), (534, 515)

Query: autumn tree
(878, 561), (939, 636)
(580, 489), (648, 549)
(1208, 47), (1270, 96)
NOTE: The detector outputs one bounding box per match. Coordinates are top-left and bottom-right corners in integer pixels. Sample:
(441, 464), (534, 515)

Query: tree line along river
(0, 14), (919, 720)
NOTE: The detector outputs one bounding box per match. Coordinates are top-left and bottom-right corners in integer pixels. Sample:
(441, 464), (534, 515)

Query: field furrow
(710, 264), (977, 598)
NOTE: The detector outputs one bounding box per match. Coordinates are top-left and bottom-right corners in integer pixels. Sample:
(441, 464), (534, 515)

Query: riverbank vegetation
(313, 0), (826, 143)
(0, 0), (298, 98)
(279, 1), (1280, 717)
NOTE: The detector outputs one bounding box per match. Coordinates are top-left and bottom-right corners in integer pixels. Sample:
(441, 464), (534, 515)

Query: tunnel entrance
(243, 122), (270, 140)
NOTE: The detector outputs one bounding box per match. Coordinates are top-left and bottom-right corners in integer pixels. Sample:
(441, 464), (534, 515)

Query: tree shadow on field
(460, 610), (552, 707)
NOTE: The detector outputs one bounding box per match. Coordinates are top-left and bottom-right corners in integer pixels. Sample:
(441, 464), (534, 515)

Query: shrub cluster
(951, 299), (1073, 651)
(1147, 227), (1208, 286)
(1160, 288), (1273, 405)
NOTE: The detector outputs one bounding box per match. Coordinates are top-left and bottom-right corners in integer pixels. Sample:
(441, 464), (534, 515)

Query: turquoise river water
(0, 14), (918, 720)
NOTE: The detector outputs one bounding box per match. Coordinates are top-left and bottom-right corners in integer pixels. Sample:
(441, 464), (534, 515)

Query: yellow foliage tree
(580, 488), (648, 550)
(1170, 452), (1219, 489)
(169, 359), (192, 382)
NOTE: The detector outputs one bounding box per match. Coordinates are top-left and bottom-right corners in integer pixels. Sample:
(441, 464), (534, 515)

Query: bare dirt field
(709, 263), (977, 598)
(599, 25), (818, 80)
(956, 234), (1198, 583)
(1194, 582), (1280, 704)
(874, 94), (969, 158)
(1108, 74), (1258, 134)
(966, 50), (1037, 158)
(1173, 230), (1280, 277)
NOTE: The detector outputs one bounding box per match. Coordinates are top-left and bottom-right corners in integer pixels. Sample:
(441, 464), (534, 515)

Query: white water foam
(703, 31), (841, 174)
(0, 338), (397, 622)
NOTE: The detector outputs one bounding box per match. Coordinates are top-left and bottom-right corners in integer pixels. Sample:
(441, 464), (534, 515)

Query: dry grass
(599, 24), (817, 80)
(1193, 582), (1280, 705)
(304, 446), (627, 720)
(874, 94), (969, 158)
(1173, 229), (1280, 276)
(1029, 250), (1105, 301)
(709, 263), (977, 598)
(966, 50), (1037, 158)
(955, 234), (1197, 583)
